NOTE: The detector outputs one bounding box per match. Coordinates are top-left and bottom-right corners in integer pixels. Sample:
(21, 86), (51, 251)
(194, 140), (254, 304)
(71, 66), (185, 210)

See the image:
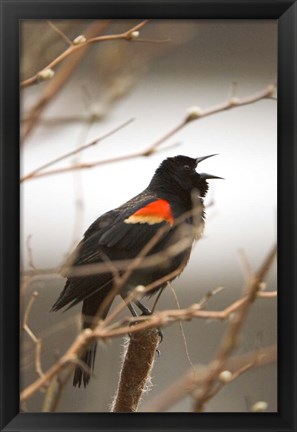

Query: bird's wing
(54, 195), (175, 311)
(94, 195), (175, 250)
(63, 194), (175, 272)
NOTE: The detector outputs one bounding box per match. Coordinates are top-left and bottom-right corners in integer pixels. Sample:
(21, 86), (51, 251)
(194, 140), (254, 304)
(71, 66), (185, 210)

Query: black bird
(51, 155), (222, 387)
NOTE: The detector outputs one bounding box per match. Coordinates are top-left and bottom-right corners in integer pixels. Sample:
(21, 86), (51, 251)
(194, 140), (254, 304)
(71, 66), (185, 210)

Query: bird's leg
(134, 299), (151, 315)
(134, 300), (163, 345)
(127, 302), (138, 317)
(122, 295), (163, 345)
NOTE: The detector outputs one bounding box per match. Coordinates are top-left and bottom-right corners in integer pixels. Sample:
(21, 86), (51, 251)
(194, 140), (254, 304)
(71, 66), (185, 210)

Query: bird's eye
(183, 164), (191, 171)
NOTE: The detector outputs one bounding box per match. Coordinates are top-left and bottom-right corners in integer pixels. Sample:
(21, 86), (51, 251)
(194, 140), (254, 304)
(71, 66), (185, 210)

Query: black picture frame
(0, 1), (296, 431)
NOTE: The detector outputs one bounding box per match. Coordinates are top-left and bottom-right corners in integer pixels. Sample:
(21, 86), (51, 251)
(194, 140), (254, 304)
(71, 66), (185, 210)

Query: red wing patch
(124, 199), (174, 226)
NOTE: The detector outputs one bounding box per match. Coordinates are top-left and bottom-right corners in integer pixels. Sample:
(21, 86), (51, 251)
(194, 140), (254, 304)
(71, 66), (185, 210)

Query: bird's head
(149, 154), (223, 198)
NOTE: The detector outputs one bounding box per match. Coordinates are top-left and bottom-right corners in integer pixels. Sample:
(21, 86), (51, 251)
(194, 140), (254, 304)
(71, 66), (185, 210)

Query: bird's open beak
(195, 155), (224, 179)
(196, 154), (218, 164)
(199, 173), (224, 180)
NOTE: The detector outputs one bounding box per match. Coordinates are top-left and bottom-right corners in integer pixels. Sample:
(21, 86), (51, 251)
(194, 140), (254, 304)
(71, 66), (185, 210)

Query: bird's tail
(73, 290), (112, 388)
(72, 328), (98, 388)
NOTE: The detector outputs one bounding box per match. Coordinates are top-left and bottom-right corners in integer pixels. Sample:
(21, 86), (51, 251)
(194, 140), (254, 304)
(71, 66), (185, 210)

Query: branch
(20, 118), (134, 182)
(143, 345), (277, 412)
(193, 244), (277, 412)
(20, 221), (276, 404)
(21, 21), (111, 140)
(94, 290), (277, 340)
(47, 21), (73, 46)
(42, 369), (72, 412)
(22, 291), (44, 379)
(20, 83), (276, 181)
(111, 328), (160, 412)
(20, 287), (276, 403)
(21, 20), (151, 88)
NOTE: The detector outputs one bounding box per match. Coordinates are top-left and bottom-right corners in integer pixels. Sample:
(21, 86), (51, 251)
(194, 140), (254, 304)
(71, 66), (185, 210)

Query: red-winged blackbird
(51, 155), (222, 387)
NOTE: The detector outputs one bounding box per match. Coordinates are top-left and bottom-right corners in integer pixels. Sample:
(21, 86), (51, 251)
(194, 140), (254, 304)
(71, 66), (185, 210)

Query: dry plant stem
(22, 21), (110, 140)
(21, 83), (276, 181)
(21, 118), (134, 182)
(21, 20), (149, 89)
(111, 328), (160, 412)
(193, 244), (277, 412)
(143, 344), (276, 412)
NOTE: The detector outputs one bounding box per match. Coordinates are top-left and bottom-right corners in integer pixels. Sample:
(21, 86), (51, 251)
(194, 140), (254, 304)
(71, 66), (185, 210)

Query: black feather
(51, 155), (221, 387)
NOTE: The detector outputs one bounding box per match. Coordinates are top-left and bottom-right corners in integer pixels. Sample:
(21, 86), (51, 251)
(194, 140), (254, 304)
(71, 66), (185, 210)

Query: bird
(51, 154), (222, 387)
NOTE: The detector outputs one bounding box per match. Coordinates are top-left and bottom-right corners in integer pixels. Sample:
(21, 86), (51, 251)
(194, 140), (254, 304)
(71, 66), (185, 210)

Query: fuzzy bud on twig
(185, 106), (203, 123)
(37, 69), (55, 82)
(129, 31), (140, 40)
(229, 97), (240, 106)
(73, 35), (87, 45)
(218, 370), (233, 383)
(266, 84), (276, 98)
(251, 401), (268, 412)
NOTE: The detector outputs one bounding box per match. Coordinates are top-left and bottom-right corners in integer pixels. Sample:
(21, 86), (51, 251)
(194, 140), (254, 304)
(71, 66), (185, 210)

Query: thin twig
(143, 345), (276, 412)
(21, 20), (152, 88)
(26, 235), (37, 270)
(94, 290), (277, 340)
(21, 118), (134, 182)
(192, 352), (263, 408)
(22, 292), (44, 379)
(22, 21), (110, 140)
(20, 287), (276, 403)
(169, 284), (195, 369)
(47, 21), (73, 46)
(20, 228), (276, 402)
(21, 83), (277, 181)
(237, 248), (253, 281)
(193, 245), (277, 412)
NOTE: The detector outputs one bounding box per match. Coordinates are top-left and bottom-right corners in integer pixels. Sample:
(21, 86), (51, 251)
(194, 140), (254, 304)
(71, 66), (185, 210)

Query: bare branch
(21, 21), (110, 140)
(193, 244), (277, 412)
(95, 289), (277, 340)
(143, 345), (277, 412)
(21, 20), (153, 88)
(42, 368), (73, 412)
(20, 118), (134, 182)
(21, 83), (277, 181)
(20, 287), (276, 403)
(22, 292), (44, 379)
(19, 235), (276, 404)
(47, 21), (73, 46)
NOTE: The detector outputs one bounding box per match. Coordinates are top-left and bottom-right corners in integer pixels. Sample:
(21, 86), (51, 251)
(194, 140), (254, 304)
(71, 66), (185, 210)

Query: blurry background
(20, 20), (277, 412)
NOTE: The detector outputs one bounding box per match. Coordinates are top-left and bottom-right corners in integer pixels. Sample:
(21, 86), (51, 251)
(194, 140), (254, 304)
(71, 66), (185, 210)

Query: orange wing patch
(124, 199), (174, 226)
